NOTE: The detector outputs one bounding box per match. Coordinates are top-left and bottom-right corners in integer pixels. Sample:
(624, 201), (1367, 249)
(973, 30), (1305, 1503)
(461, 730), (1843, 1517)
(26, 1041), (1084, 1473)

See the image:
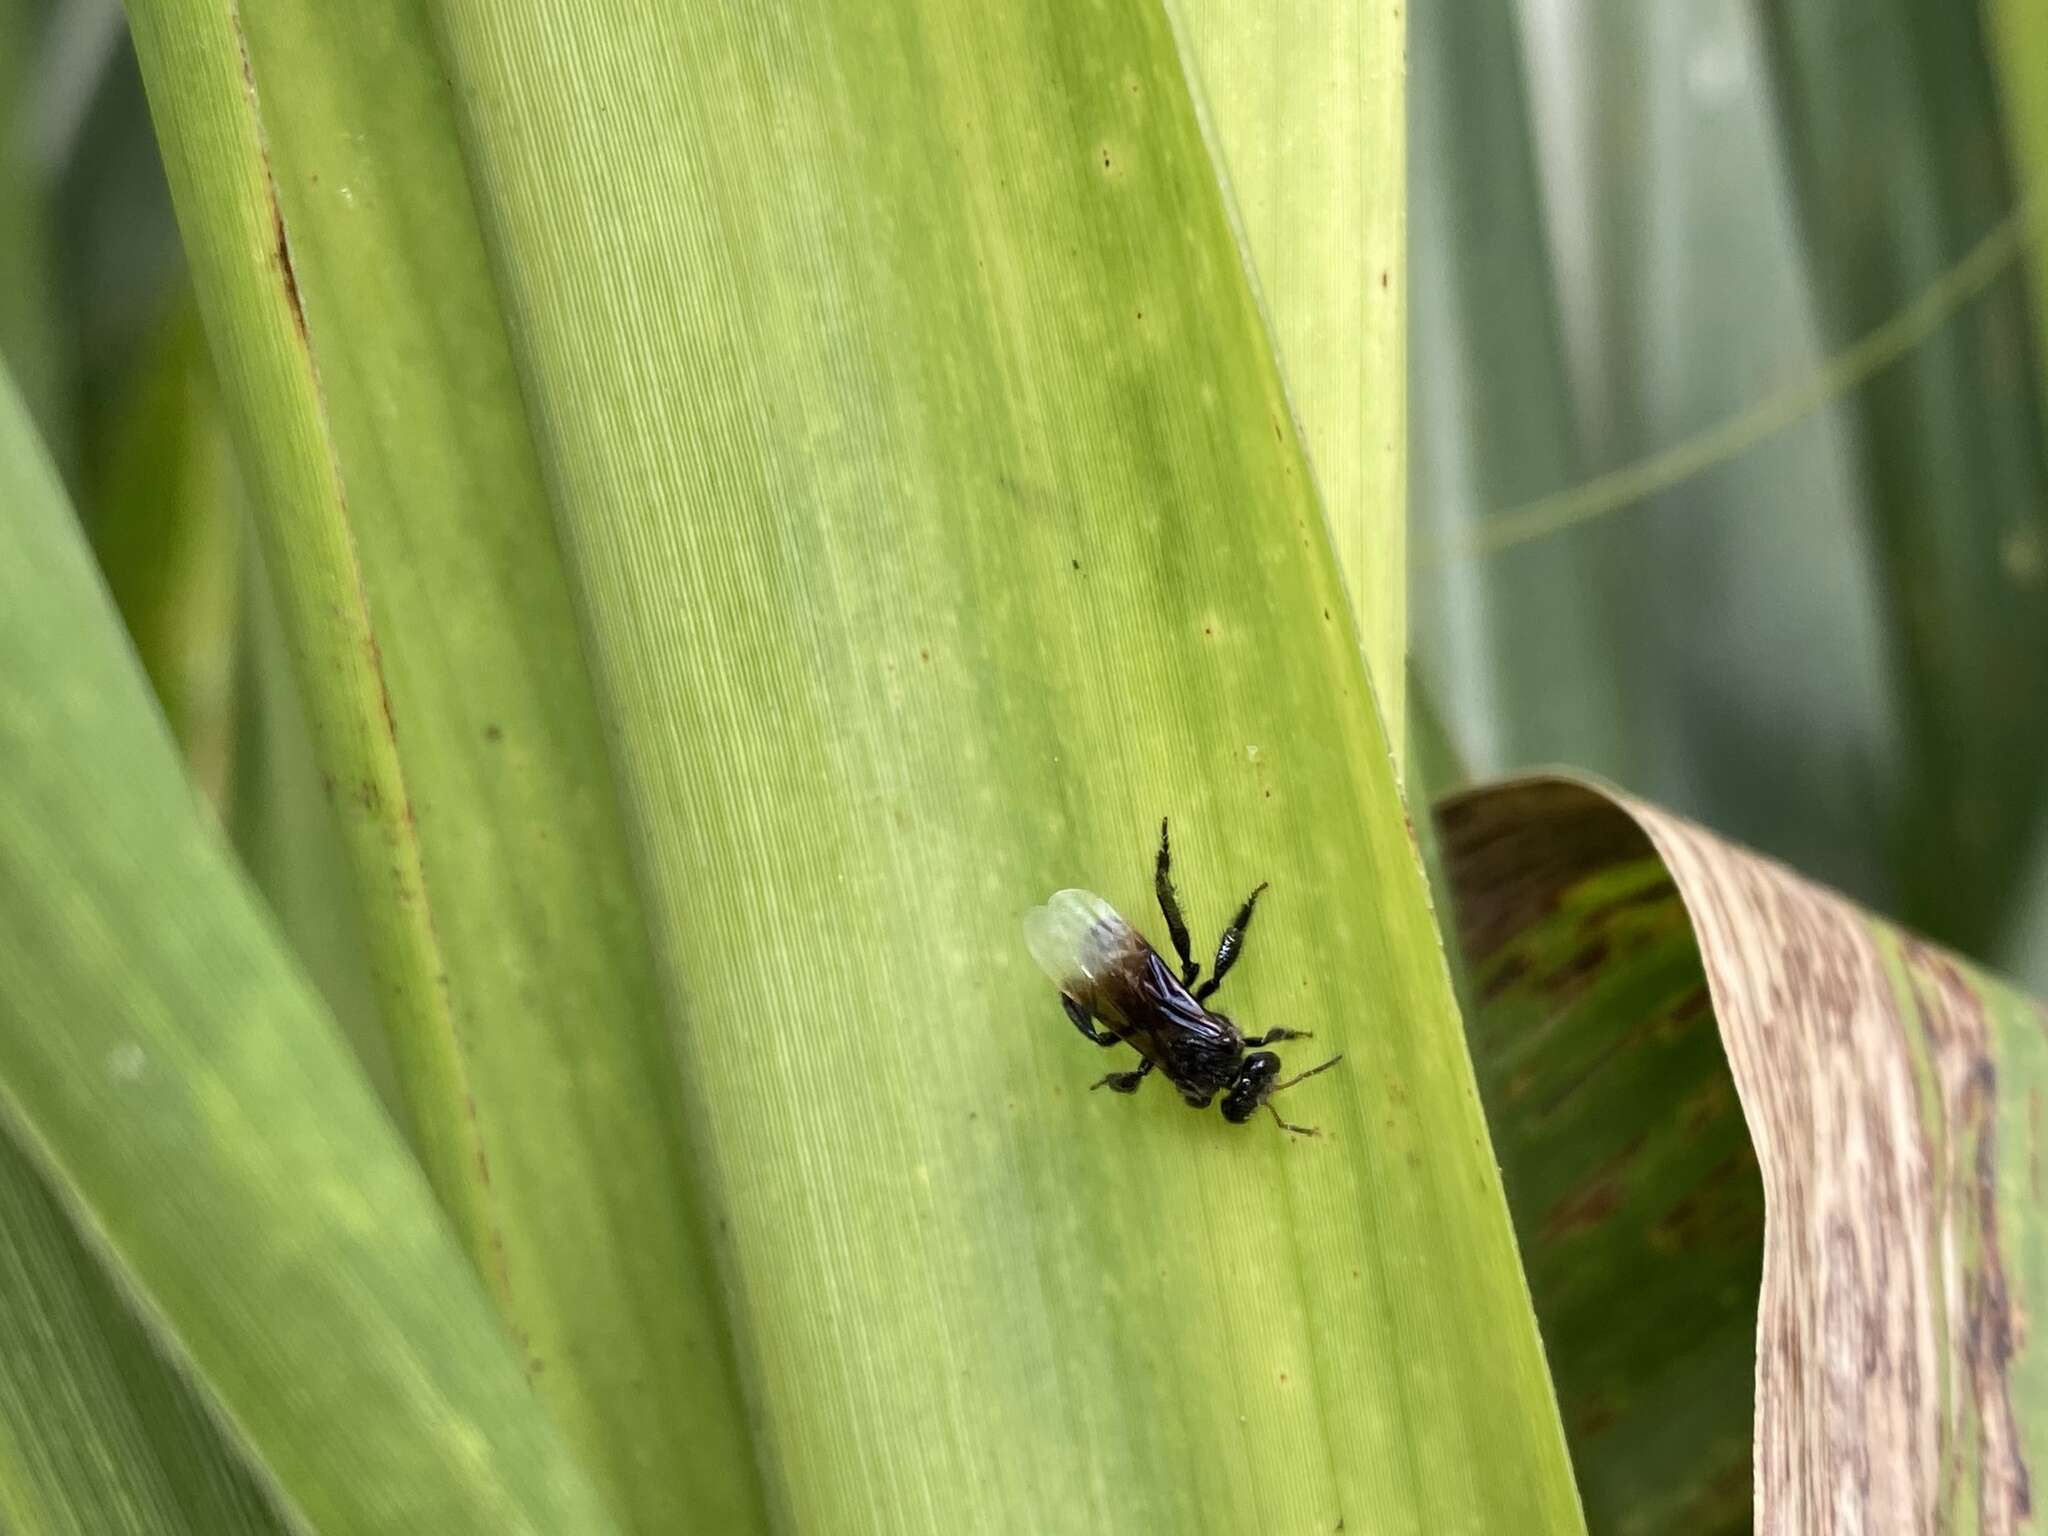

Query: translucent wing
(1024, 887), (1238, 1091)
(1022, 889), (1141, 992)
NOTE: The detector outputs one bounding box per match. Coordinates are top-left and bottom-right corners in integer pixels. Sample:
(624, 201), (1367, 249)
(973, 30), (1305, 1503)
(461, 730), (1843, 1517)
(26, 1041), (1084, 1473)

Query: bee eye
(1221, 1052), (1282, 1124)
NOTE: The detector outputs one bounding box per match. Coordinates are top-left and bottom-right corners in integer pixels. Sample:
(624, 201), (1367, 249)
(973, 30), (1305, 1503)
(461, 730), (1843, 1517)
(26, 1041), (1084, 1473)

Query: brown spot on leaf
(1539, 1172), (1623, 1241)
(1571, 1393), (1619, 1440)
(1477, 952), (1529, 1005)
(1537, 938), (1609, 999)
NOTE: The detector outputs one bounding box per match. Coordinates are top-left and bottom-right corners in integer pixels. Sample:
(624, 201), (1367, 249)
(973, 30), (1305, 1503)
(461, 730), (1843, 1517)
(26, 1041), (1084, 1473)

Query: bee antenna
(1273, 1053), (1343, 1095)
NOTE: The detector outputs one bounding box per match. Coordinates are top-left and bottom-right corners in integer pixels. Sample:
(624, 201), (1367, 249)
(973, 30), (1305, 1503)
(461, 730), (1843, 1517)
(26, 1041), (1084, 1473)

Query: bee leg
(1153, 817), (1201, 988)
(1193, 881), (1268, 1003)
(1241, 1027), (1311, 1047)
(1264, 1103), (1322, 1137)
(1062, 994), (1122, 1047)
(1092, 1059), (1156, 1094)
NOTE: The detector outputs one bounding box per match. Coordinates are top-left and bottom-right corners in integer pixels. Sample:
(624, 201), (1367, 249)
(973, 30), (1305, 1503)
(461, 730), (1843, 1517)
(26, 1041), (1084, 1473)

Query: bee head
(1220, 1051), (1282, 1124)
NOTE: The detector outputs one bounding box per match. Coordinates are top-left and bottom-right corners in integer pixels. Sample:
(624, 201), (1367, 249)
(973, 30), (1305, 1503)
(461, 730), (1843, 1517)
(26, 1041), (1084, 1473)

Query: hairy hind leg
(1194, 881), (1268, 1003)
(1153, 818), (1200, 987)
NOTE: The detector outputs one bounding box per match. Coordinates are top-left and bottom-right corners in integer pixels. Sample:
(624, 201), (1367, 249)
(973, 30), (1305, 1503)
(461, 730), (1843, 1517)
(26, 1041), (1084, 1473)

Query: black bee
(1024, 819), (1342, 1136)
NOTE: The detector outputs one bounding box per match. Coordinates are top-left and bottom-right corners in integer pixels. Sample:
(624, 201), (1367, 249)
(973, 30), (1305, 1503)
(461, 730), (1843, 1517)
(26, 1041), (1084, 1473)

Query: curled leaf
(1438, 775), (2045, 1534)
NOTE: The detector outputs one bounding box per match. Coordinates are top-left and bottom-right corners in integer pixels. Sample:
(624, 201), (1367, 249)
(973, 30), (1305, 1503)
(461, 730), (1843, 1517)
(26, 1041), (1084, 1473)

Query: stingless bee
(1023, 819), (1342, 1136)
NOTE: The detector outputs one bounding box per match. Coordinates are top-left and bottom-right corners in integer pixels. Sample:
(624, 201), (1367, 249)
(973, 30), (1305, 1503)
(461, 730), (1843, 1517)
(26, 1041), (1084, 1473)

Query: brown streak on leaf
(1536, 938), (1608, 999)
(1538, 1136), (1643, 1243)
(366, 632), (398, 743)
(229, 6), (305, 344)
(272, 197), (305, 341)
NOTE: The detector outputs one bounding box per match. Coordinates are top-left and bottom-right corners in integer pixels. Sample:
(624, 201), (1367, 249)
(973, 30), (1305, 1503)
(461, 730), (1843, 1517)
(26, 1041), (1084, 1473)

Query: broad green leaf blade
(0, 1131), (281, 1536)
(0, 366), (617, 1531)
(3, 305), (282, 1535)
(1756, 0), (2048, 957)
(1173, 0), (1406, 743)
(433, 3), (1581, 1532)
(1437, 776), (2048, 1531)
(120, 1), (763, 1523)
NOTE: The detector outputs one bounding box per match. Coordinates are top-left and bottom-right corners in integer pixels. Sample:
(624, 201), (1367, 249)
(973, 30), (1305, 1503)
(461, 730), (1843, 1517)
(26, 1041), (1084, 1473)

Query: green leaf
(108, 0), (1586, 1527)
(229, 546), (395, 1112)
(75, 304), (241, 811)
(0, 362), (617, 1531)
(1173, 0), (1407, 741)
(0, 1131), (281, 1536)
(121, 0), (501, 1284)
(414, 1), (1580, 1529)
(119, 1), (762, 1524)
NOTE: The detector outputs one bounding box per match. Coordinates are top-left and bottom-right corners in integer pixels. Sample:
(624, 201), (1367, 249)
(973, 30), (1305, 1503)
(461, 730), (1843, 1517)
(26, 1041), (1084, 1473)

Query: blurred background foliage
(1411, 0), (2048, 1000)
(12, 0), (2047, 1000)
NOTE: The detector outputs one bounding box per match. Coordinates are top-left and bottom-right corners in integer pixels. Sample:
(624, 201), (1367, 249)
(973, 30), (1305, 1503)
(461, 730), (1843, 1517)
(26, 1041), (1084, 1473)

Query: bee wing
(1022, 889), (1145, 995)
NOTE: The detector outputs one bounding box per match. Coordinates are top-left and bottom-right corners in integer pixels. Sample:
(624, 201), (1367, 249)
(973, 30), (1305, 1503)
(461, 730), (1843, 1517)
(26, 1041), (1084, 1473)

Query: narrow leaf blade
(0, 364), (616, 1534)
